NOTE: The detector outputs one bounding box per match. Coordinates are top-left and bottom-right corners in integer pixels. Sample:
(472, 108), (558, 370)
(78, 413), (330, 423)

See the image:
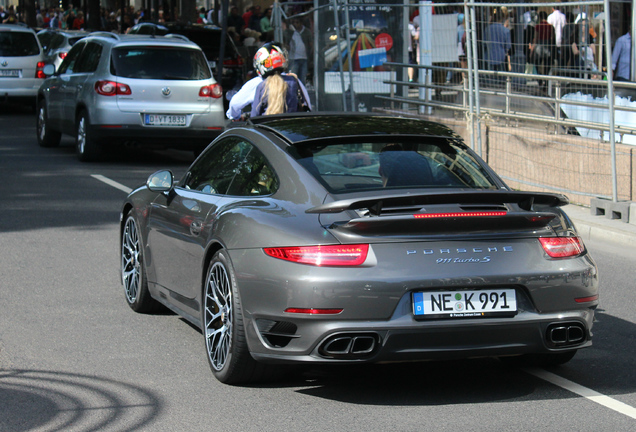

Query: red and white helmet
(253, 42), (288, 78)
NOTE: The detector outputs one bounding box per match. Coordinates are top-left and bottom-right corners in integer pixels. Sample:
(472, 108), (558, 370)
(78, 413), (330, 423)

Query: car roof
(249, 113), (463, 144)
(0, 23), (36, 33)
(82, 32), (202, 49)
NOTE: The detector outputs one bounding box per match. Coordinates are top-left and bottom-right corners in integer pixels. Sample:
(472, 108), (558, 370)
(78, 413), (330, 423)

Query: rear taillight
(199, 83), (223, 98)
(539, 237), (585, 258)
(264, 244), (369, 266)
(35, 61), (46, 79)
(95, 80), (131, 96)
(58, 52), (67, 60)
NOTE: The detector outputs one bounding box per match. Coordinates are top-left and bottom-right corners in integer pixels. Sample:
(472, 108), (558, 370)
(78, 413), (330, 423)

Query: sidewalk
(564, 204), (636, 247)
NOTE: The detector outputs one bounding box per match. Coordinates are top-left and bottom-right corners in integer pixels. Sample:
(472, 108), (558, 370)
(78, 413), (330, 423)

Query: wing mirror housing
(146, 170), (174, 192)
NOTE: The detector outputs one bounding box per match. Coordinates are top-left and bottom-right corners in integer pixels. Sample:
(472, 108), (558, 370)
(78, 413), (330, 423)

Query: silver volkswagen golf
(36, 32), (226, 161)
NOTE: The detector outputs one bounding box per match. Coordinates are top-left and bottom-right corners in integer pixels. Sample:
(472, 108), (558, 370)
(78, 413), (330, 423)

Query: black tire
(500, 350), (577, 367)
(203, 250), (272, 385)
(76, 110), (101, 162)
(121, 214), (162, 313)
(36, 100), (61, 148)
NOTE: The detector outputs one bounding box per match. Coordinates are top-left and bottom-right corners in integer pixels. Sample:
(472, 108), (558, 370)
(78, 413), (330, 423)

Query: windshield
(111, 47), (211, 80)
(289, 138), (499, 194)
(0, 32), (40, 56)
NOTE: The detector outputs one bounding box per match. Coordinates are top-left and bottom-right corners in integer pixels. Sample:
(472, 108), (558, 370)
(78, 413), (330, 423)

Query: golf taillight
(95, 80), (131, 96)
(58, 52), (67, 60)
(35, 61), (46, 78)
(199, 83), (223, 98)
(539, 237), (585, 258)
(264, 244), (369, 266)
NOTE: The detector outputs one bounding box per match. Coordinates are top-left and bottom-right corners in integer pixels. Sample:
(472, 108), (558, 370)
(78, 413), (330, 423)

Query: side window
(183, 137), (279, 196)
(74, 42), (102, 73)
(57, 42), (85, 74)
(226, 146), (279, 196)
(184, 138), (252, 195)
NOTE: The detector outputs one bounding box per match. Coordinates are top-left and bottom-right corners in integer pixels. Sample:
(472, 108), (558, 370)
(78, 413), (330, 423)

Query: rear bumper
(249, 308), (595, 365)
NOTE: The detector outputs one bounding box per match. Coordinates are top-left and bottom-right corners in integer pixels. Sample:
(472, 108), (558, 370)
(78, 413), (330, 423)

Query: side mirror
(146, 170), (174, 192)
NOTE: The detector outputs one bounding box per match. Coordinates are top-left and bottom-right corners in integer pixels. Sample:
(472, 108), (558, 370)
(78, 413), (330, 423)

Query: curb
(564, 204), (636, 248)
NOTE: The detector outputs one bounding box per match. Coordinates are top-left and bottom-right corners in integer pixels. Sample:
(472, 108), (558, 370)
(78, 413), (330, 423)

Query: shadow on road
(0, 369), (163, 432)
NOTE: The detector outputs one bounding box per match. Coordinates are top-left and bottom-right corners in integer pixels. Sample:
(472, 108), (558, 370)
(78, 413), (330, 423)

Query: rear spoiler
(306, 190), (569, 215)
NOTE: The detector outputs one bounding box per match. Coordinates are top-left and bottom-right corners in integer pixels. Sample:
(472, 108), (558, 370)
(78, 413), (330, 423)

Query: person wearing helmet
(226, 42), (311, 120)
(251, 43), (311, 117)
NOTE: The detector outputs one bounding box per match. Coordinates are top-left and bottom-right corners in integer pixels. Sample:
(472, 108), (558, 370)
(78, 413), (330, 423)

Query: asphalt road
(1, 105), (635, 431)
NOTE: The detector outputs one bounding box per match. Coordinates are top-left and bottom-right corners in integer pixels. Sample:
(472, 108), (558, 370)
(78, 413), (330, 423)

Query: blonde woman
(250, 43), (311, 117)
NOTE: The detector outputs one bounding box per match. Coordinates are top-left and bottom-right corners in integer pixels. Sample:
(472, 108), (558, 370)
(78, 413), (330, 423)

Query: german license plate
(144, 114), (186, 126)
(413, 289), (517, 318)
(0, 69), (20, 78)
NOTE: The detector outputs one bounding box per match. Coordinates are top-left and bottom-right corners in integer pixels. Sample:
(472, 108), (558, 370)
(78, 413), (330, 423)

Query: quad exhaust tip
(546, 322), (586, 347)
(319, 333), (379, 359)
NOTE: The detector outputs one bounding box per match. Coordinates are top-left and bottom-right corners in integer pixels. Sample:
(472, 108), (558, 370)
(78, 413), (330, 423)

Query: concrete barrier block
(630, 203), (636, 226)
(590, 198), (631, 223)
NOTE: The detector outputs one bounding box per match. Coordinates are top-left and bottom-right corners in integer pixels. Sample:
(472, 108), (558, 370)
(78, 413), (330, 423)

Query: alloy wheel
(204, 262), (233, 371)
(121, 217), (141, 304)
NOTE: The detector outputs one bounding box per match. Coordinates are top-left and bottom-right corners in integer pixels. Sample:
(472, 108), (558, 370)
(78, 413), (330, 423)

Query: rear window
(110, 47), (211, 80)
(289, 139), (499, 194)
(0, 31), (40, 56)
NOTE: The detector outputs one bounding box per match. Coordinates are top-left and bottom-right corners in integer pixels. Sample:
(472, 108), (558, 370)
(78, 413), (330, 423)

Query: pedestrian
(612, 28), (631, 81)
(261, 7), (274, 42)
(226, 43), (311, 120)
(284, 17), (312, 84)
(530, 11), (555, 80)
(485, 7), (511, 85)
(248, 5), (262, 33)
(227, 6), (244, 34)
(251, 43), (311, 117)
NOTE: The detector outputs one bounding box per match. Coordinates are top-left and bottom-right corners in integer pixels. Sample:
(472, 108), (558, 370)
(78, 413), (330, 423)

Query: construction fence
(269, 0), (635, 208)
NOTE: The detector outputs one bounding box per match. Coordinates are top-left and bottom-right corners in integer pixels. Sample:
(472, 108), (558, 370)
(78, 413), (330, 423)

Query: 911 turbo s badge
(406, 246), (513, 264)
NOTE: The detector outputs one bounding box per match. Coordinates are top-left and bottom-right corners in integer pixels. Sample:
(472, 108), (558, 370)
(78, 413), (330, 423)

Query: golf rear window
(289, 138), (498, 194)
(0, 31), (40, 56)
(111, 47), (211, 80)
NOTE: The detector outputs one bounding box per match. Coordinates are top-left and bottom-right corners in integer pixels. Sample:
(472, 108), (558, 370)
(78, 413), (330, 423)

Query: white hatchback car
(0, 24), (46, 106)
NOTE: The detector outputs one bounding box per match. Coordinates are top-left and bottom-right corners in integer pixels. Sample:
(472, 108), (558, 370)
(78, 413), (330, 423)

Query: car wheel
(121, 214), (161, 313)
(204, 251), (265, 384)
(36, 100), (61, 148)
(76, 111), (101, 162)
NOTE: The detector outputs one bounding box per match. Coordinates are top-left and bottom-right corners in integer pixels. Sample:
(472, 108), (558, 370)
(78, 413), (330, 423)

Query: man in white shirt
(547, 7), (566, 47)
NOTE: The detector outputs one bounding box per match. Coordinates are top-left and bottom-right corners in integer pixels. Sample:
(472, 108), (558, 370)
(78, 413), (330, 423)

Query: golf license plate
(144, 114), (186, 126)
(413, 289), (517, 319)
(0, 69), (21, 78)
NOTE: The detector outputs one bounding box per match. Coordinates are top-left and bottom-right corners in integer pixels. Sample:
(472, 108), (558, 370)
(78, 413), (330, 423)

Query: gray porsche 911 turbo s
(120, 113), (599, 384)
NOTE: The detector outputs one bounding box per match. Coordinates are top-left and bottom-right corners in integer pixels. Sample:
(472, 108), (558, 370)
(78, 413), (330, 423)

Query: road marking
(525, 368), (636, 420)
(91, 174), (132, 194)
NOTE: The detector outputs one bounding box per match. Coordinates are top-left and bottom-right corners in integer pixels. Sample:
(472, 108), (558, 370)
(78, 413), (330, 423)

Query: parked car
(36, 32), (225, 161)
(120, 113), (599, 384)
(128, 22), (248, 98)
(37, 28), (89, 71)
(0, 23), (46, 107)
